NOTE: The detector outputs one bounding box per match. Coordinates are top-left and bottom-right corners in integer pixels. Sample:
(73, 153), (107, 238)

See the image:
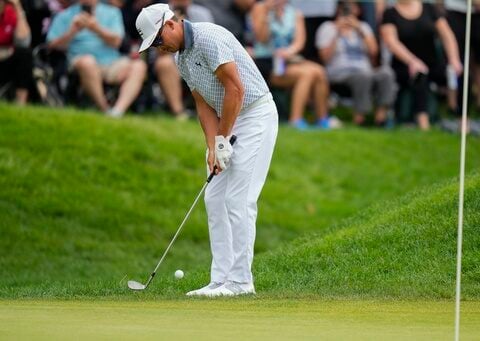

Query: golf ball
(174, 269), (184, 279)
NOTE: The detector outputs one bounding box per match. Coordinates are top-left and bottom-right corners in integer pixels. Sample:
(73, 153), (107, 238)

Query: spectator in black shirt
(381, 0), (462, 130)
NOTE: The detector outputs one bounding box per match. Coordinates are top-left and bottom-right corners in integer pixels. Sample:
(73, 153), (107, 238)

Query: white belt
(242, 93), (273, 113)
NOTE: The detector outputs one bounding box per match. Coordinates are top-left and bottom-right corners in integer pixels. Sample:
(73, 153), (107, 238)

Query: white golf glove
(215, 135), (233, 170)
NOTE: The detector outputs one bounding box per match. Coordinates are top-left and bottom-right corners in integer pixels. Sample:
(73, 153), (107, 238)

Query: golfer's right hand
(215, 135), (233, 172)
(207, 149), (216, 174)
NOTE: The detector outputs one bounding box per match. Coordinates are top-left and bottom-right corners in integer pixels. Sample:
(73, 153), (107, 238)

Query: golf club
(128, 135), (237, 291)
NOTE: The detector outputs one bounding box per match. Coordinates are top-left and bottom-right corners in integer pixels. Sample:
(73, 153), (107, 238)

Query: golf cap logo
(218, 144), (224, 150)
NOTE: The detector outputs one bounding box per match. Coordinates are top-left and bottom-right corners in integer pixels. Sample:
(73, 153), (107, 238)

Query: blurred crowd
(1, 0), (480, 131)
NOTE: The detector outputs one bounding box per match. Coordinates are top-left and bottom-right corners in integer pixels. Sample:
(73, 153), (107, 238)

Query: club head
(128, 280), (146, 291)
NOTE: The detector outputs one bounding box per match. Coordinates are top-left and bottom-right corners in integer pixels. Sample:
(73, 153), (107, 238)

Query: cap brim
(138, 32), (158, 52)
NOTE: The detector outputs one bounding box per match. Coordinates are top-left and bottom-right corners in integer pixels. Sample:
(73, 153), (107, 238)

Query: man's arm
(214, 62), (245, 137)
(47, 14), (83, 50)
(83, 14), (122, 48)
(192, 90), (219, 173)
(49, 11), (122, 50)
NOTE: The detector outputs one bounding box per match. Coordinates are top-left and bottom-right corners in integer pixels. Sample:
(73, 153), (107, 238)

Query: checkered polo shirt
(175, 20), (269, 117)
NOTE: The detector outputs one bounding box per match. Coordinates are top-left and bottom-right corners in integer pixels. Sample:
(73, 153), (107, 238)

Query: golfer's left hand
(214, 135), (233, 172)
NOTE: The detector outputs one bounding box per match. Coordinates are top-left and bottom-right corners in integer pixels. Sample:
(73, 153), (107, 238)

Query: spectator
(250, 0), (330, 129)
(444, 0), (480, 111)
(21, 0), (50, 48)
(121, 0), (154, 47)
(380, 0), (462, 130)
(47, 0), (147, 117)
(317, 0), (396, 126)
(41, 1), (72, 41)
(0, 0), (33, 105)
(152, 0), (214, 120)
(289, 0), (337, 62)
(195, 0), (255, 45)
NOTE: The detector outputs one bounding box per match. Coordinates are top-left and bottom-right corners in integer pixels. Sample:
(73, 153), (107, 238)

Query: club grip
(207, 135), (237, 183)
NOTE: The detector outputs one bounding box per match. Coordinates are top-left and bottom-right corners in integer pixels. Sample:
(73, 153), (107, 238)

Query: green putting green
(1, 300), (479, 340)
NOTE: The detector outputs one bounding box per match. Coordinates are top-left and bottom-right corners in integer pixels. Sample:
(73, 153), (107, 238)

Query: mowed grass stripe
(0, 300), (479, 341)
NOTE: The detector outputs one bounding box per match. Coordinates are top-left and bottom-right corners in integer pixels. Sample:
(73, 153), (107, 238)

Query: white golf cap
(136, 4), (175, 52)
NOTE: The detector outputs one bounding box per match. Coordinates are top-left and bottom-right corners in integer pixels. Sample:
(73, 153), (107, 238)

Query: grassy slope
(255, 174), (480, 299)
(0, 103), (479, 298)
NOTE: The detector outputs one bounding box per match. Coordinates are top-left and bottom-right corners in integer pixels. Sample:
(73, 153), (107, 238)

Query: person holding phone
(316, 0), (396, 126)
(47, 0), (147, 117)
(0, 0), (33, 105)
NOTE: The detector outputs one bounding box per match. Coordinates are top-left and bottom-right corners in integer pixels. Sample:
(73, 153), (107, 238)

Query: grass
(1, 300), (479, 340)
(1, 102), (480, 299)
(255, 174), (480, 299)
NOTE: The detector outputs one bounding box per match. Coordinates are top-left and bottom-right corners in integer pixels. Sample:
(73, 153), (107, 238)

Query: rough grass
(0, 102), (479, 299)
(255, 174), (480, 299)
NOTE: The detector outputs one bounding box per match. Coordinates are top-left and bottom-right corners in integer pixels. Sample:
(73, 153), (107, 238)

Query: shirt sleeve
(104, 7), (125, 38)
(360, 22), (373, 37)
(424, 3), (442, 23)
(46, 12), (69, 42)
(315, 21), (337, 49)
(381, 8), (396, 25)
(197, 31), (235, 72)
(0, 4), (17, 46)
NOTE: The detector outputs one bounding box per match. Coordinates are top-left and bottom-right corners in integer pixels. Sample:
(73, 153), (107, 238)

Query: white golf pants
(205, 93), (278, 284)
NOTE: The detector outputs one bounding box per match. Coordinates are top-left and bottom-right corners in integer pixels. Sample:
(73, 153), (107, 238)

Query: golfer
(136, 4), (278, 297)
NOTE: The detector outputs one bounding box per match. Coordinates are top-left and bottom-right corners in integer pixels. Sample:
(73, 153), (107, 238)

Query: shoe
(205, 281), (256, 297)
(175, 111), (190, 122)
(440, 118), (460, 134)
(289, 118), (309, 130)
(316, 117), (330, 129)
(316, 115), (342, 129)
(105, 107), (124, 118)
(329, 115), (343, 129)
(186, 282), (223, 297)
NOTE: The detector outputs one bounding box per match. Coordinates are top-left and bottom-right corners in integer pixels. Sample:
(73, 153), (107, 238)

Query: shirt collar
(182, 20), (194, 52)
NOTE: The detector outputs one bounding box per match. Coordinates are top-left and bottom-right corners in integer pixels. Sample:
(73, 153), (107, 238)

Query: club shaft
(145, 180), (209, 285)
(140, 135), (237, 289)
